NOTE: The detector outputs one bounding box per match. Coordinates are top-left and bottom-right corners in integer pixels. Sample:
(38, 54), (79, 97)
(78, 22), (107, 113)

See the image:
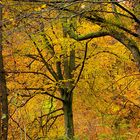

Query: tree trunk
(0, 3), (8, 140)
(63, 95), (74, 140)
(0, 4), (2, 139)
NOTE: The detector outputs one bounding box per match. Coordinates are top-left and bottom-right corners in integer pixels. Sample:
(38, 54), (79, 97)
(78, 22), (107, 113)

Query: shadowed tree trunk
(60, 89), (74, 139)
(0, 3), (8, 140)
(63, 96), (74, 139)
(56, 40), (75, 139)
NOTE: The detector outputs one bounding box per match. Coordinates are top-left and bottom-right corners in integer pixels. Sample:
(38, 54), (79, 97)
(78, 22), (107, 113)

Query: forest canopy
(0, 0), (140, 140)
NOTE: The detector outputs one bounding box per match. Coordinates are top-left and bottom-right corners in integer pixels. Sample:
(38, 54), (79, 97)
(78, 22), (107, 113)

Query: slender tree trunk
(0, 3), (8, 140)
(0, 4), (2, 139)
(63, 94), (74, 140)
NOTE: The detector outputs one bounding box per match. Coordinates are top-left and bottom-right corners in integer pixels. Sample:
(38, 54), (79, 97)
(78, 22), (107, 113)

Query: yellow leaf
(9, 18), (14, 21)
(113, 105), (120, 112)
(41, 4), (46, 9)
(34, 7), (41, 11)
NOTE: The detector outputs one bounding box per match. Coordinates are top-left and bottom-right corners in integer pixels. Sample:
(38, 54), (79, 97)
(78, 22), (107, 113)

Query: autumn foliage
(0, 0), (140, 140)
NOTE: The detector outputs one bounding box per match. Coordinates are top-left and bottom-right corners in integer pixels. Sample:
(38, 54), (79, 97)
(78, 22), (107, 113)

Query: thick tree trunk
(0, 3), (8, 140)
(63, 95), (74, 140)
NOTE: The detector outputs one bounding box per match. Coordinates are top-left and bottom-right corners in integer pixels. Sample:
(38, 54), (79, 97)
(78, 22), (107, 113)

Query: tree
(0, 2), (8, 140)
(3, 4), (90, 137)
(11, 26), (88, 139)
(55, 0), (140, 70)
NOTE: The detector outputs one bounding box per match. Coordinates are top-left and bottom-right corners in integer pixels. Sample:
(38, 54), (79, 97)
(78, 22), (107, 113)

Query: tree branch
(5, 71), (55, 82)
(39, 91), (64, 102)
(68, 29), (109, 41)
(115, 2), (140, 25)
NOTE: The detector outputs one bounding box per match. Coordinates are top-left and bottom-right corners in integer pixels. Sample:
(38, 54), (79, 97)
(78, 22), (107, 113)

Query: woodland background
(0, 0), (140, 140)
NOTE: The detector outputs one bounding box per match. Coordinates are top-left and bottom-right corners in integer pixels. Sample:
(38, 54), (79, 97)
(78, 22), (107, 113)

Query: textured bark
(63, 93), (74, 140)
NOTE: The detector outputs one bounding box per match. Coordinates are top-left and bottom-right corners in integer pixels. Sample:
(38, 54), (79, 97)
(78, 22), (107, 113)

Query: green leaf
(1, 114), (7, 120)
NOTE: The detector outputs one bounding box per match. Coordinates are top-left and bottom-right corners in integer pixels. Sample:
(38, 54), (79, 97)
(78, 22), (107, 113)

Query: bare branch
(5, 71), (55, 82)
(39, 91), (64, 102)
(38, 108), (63, 118)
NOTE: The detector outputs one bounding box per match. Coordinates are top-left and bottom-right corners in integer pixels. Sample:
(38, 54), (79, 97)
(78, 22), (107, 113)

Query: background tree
(0, 2), (8, 140)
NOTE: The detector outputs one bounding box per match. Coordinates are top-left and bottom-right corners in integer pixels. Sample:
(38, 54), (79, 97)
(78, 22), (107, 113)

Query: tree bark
(0, 3), (8, 140)
(63, 94), (74, 140)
